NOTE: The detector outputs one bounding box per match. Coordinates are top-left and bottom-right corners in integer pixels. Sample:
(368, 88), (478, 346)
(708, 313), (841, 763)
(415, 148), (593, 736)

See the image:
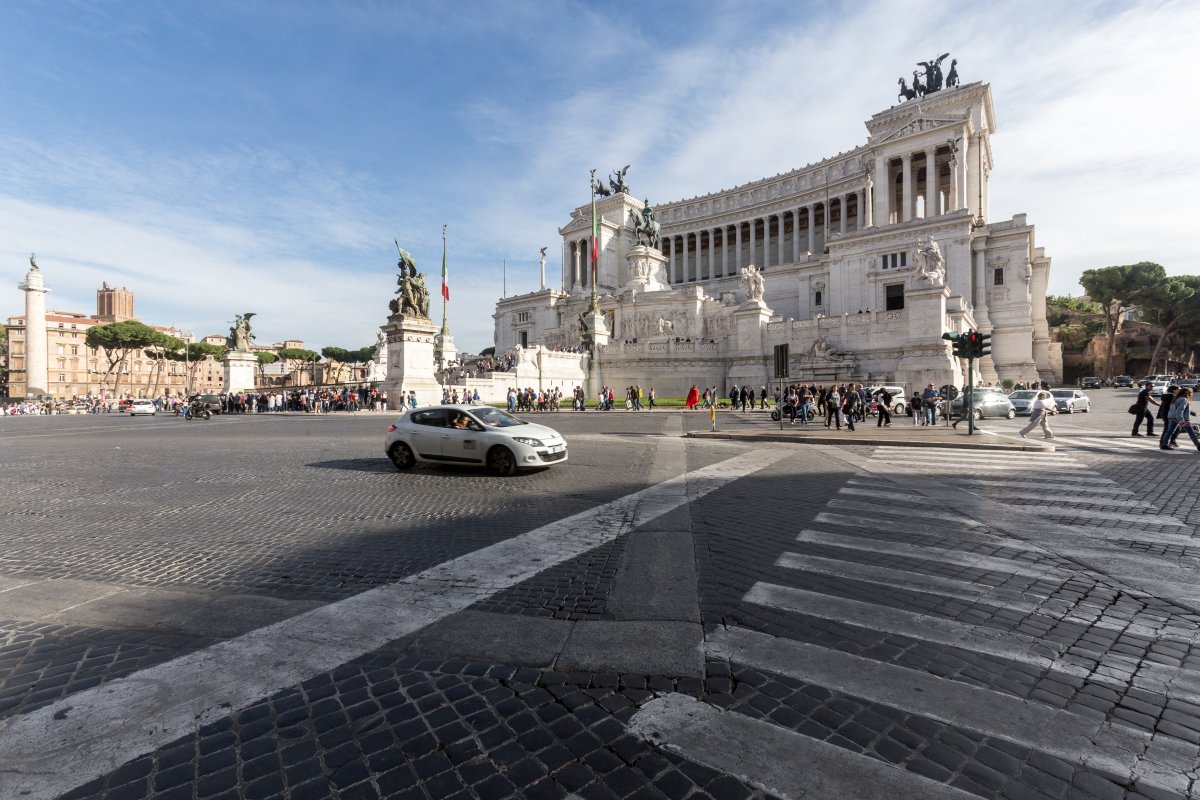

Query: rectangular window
(57, 374), (65, 382)
(885, 284), (905, 311)
(994, 268), (1004, 286)
(814, 290), (823, 307)
(71, 346), (78, 355)
(517, 311), (530, 323)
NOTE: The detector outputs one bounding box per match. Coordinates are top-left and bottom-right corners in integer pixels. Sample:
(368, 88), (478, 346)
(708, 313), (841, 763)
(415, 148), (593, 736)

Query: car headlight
(511, 436), (545, 447)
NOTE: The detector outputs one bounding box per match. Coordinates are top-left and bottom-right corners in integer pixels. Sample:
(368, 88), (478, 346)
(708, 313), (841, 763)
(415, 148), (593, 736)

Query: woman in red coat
(685, 385), (700, 409)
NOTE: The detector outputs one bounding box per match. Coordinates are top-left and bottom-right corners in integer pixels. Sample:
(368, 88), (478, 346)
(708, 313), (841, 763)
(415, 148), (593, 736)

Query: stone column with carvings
(901, 154), (913, 222)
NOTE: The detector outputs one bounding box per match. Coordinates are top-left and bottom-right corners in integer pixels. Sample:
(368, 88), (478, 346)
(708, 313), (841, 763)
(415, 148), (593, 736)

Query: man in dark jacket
(1132, 382), (1157, 436)
(1158, 385), (1179, 448)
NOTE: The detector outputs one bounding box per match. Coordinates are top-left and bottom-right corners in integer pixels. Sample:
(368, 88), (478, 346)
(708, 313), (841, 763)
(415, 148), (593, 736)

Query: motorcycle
(184, 405), (211, 421)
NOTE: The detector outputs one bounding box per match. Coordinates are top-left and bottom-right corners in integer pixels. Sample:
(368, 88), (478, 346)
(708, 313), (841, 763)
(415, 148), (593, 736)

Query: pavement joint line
(628, 692), (978, 800)
(743, 581), (1200, 703)
(0, 445), (797, 800)
(707, 626), (1198, 796)
(819, 446), (1200, 619)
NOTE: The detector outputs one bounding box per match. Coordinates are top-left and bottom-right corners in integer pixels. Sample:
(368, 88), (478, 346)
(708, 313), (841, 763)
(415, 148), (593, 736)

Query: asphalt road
(1, 387), (1198, 800)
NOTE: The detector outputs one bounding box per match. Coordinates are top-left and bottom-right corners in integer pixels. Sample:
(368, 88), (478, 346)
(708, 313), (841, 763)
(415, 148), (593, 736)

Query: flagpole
(440, 224), (448, 336)
(589, 168), (598, 312)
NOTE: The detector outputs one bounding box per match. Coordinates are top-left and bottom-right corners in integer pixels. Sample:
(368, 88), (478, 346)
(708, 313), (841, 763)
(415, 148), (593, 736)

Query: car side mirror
(468, 421), (485, 432)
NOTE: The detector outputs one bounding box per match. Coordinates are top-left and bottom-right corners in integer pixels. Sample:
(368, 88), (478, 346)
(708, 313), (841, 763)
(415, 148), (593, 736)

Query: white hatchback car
(385, 405), (568, 475)
(129, 399), (157, 416)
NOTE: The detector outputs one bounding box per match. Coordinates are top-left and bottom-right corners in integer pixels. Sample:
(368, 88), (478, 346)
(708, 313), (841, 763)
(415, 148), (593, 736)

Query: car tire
(1006, 408), (1016, 419)
(971, 408), (983, 421)
(894, 402), (907, 415)
(1082, 406), (1089, 413)
(1067, 406), (1074, 414)
(487, 446), (517, 477)
(388, 442), (416, 471)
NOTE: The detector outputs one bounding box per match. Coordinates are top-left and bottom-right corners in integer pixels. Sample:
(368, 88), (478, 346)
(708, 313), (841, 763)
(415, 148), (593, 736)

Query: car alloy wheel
(971, 408), (983, 421)
(1006, 408), (1016, 419)
(389, 442), (416, 470)
(487, 445), (517, 476)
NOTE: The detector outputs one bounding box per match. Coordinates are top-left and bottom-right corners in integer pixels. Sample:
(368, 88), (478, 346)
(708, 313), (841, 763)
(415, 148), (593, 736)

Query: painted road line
(813, 511), (1002, 542)
(776, 552), (1043, 612)
(870, 447), (1081, 465)
(0, 446), (796, 800)
(798, 528), (1054, 578)
(744, 581), (1200, 704)
(945, 477), (1135, 496)
(982, 491), (1156, 509)
(629, 693), (978, 800)
(707, 627), (1196, 796)
(825, 498), (988, 527)
(1016, 506), (1187, 526)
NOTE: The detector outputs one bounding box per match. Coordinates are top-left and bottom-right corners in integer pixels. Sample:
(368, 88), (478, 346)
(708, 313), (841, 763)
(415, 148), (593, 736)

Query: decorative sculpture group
(593, 165), (631, 197)
(227, 312), (255, 352)
(897, 54), (959, 102)
(628, 200), (661, 248)
(740, 265), (765, 302)
(915, 236), (946, 286)
(389, 243), (431, 318)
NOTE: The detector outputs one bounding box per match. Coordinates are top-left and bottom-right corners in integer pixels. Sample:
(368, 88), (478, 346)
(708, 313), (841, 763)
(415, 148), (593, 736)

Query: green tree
(85, 320), (163, 397)
(143, 332), (184, 396)
(1135, 275), (1200, 372)
(255, 351), (279, 385)
(278, 348), (321, 385)
(1078, 263), (1166, 379)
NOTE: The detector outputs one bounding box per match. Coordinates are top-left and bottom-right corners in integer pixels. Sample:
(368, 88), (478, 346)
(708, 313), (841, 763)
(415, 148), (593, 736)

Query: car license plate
(547, 444), (564, 453)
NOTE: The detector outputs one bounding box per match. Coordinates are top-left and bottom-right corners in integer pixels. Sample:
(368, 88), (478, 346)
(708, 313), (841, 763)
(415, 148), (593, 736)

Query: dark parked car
(1080, 377), (1102, 390)
(189, 393), (224, 414)
(1113, 375), (1134, 388)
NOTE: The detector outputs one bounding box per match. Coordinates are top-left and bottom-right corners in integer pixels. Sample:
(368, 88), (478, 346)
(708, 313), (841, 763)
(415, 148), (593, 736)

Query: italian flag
(440, 237), (449, 302)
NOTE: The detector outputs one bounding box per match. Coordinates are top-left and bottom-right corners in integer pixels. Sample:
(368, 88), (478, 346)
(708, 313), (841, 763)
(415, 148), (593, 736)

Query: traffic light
(974, 332), (992, 358)
(941, 331), (969, 358)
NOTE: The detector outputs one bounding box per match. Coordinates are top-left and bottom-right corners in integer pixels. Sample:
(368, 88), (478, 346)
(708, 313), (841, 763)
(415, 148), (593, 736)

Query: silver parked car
(1007, 389), (1039, 416)
(384, 405), (568, 476)
(1050, 389), (1090, 413)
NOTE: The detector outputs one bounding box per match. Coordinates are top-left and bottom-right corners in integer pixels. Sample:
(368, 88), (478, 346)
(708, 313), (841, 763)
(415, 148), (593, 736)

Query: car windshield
(1051, 390), (1074, 398)
(1009, 391), (1037, 399)
(470, 407), (526, 427)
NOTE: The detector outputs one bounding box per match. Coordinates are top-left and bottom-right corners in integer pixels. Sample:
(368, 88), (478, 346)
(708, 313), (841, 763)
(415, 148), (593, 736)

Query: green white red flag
(590, 188), (599, 281)
(441, 230), (449, 302)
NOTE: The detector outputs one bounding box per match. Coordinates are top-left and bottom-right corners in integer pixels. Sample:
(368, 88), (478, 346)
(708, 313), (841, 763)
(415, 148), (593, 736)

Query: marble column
(807, 207), (815, 254)
(720, 227), (728, 277)
(748, 219), (757, 268)
(778, 215), (786, 265)
(839, 197), (847, 234)
(19, 261), (50, 397)
(872, 154), (889, 225)
(948, 156), (959, 212)
(901, 154), (913, 222)
(924, 147), (938, 217)
(572, 241), (581, 290)
(698, 230), (707, 280)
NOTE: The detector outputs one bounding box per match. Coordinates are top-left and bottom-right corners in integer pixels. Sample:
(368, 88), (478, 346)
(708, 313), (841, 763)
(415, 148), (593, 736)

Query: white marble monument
(17, 255), (49, 397)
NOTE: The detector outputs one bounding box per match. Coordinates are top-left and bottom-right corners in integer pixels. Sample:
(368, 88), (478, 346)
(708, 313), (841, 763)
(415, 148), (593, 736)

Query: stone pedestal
(898, 282), (958, 387)
(381, 314), (441, 409)
(623, 246), (670, 293)
(223, 351), (258, 394)
(433, 325), (457, 373)
(579, 306), (611, 351)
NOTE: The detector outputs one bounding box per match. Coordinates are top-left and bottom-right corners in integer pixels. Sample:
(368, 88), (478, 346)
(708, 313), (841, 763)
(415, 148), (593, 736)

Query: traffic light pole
(967, 356), (975, 436)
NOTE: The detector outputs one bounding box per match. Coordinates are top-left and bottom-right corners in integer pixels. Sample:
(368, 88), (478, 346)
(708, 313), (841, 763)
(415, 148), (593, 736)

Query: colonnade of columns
(565, 239), (593, 291)
(873, 141), (966, 226)
(661, 193), (865, 284)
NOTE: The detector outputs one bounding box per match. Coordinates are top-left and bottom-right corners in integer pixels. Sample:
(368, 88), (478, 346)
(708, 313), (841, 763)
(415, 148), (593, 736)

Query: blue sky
(2, 0), (1195, 353)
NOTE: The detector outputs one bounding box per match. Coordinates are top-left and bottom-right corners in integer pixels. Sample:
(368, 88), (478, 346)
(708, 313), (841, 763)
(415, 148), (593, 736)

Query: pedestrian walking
(1019, 391), (1056, 439)
(1158, 385), (1181, 449)
(1162, 387), (1200, 451)
(873, 386), (893, 427)
(921, 384), (940, 426)
(648, 387), (656, 411)
(1131, 381), (1157, 436)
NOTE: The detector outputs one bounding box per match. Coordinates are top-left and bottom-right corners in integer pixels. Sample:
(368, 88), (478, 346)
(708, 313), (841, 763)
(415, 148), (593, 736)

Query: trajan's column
(18, 254), (50, 397)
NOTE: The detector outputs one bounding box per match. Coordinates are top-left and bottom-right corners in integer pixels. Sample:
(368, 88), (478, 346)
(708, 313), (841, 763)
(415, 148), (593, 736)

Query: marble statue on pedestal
(915, 236), (946, 286)
(740, 265), (765, 302)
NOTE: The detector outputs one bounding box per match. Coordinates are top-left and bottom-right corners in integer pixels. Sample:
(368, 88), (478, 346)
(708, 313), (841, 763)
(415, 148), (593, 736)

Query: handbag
(1128, 403), (1140, 415)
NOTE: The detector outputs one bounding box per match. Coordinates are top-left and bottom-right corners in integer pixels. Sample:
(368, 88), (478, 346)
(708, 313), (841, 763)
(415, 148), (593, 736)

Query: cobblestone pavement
(1, 391), (1198, 799)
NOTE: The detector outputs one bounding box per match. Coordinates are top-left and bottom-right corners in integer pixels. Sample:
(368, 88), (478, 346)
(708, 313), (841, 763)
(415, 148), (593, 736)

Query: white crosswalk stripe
(679, 446), (1200, 798)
